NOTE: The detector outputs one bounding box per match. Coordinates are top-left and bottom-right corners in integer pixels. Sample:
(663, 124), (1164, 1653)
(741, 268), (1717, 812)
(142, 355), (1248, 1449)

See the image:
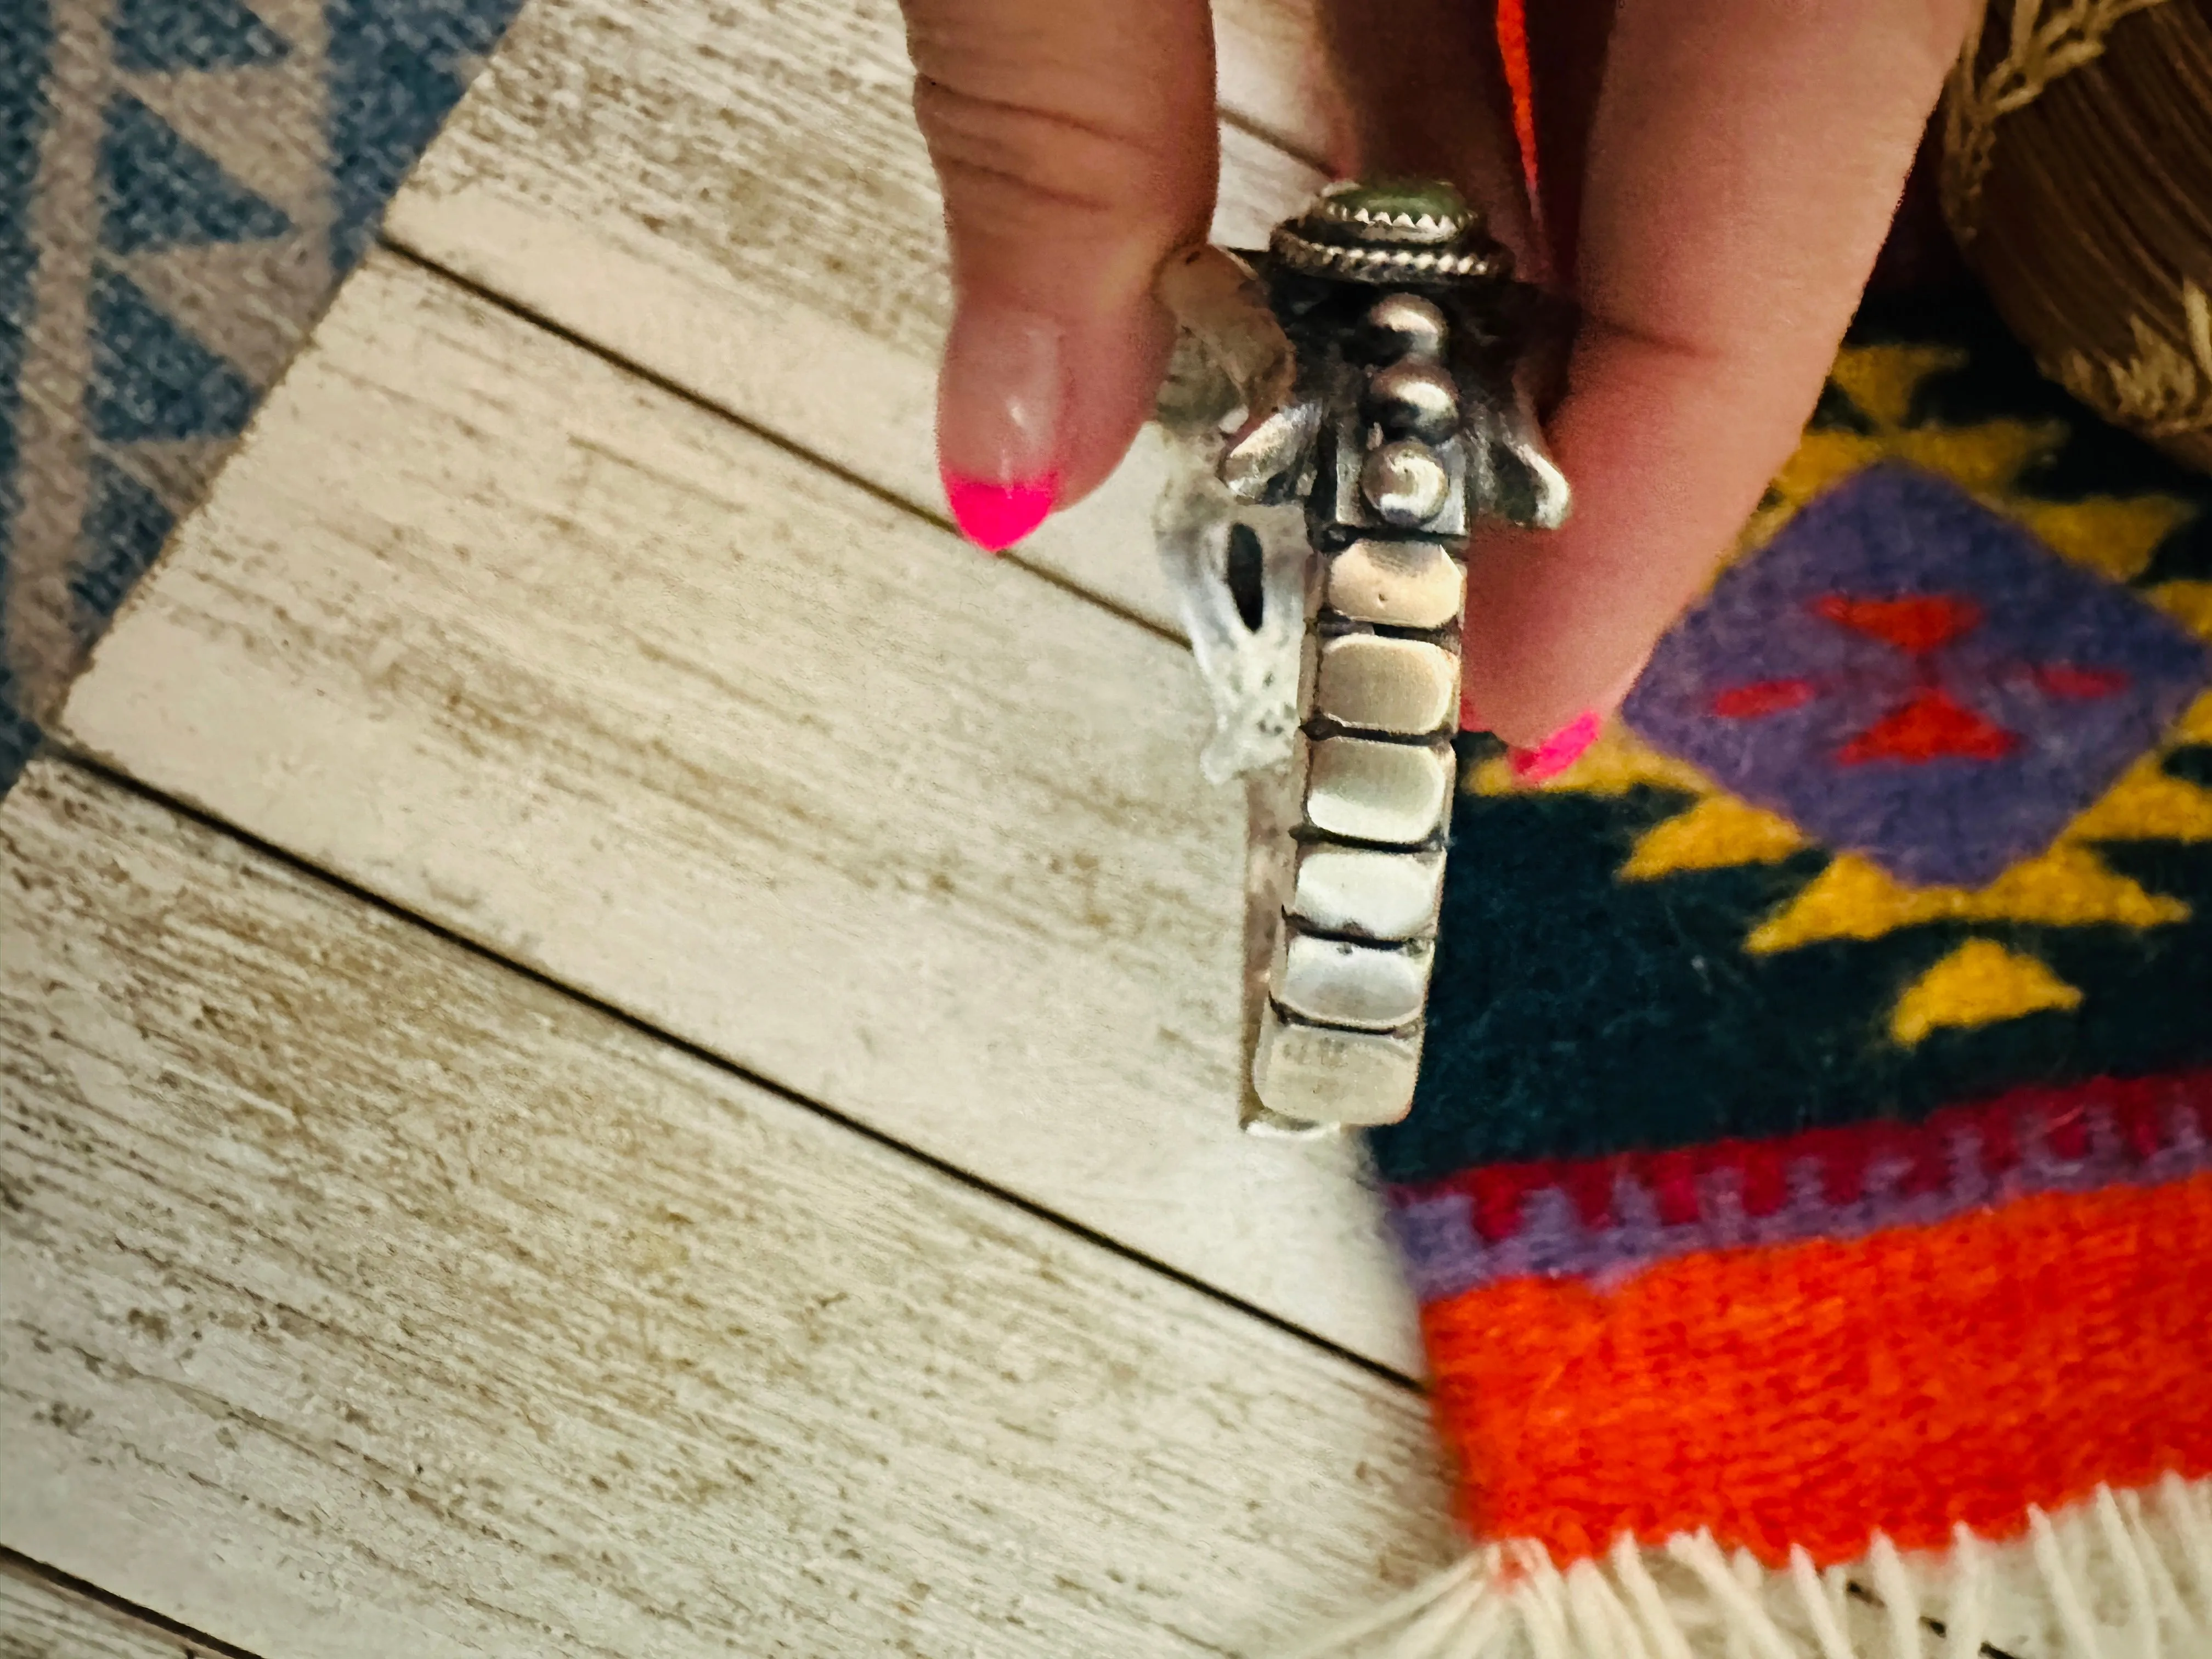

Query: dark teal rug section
(0, 0), (526, 793)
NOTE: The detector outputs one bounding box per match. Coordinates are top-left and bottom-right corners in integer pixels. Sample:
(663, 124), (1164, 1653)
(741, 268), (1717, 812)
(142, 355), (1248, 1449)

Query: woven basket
(1941, 0), (2212, 472)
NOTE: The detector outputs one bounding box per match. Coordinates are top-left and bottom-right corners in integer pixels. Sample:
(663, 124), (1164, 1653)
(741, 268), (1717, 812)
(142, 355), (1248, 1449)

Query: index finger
(1459, 0), (1977, 745)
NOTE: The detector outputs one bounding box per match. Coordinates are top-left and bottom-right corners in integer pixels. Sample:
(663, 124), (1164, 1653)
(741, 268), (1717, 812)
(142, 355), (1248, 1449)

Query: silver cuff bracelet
(1153, 179), (1572, 1137)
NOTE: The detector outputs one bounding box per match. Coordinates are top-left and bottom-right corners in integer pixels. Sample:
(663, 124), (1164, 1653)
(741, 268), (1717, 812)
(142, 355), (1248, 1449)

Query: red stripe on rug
(1425, 1171), (2212, 1567)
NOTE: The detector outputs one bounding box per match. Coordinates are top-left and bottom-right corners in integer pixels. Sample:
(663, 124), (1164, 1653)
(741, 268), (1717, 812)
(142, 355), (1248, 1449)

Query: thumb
(905, 0), (1217, 548)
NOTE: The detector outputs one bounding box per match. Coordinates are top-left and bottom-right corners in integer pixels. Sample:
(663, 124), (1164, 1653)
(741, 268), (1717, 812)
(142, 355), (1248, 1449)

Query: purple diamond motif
(1623, 463), (2212, 888)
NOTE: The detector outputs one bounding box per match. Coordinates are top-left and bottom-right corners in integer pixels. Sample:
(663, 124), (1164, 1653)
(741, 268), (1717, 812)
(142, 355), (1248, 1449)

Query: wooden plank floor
(57, 251), (1421, 1376)
(2, 761), (1451, 1657)
(0, 1555), (242, 1659)
(0, 0), (1470, 1654)
(381, 0), (1324, 631)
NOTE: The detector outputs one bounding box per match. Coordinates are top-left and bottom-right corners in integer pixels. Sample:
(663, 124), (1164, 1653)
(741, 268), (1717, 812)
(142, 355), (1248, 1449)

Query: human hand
(903, 0), (1977, 744)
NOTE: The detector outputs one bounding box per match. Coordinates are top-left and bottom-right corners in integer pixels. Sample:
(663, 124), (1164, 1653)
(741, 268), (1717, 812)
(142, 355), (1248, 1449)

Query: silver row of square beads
(1251, 292), (1469, 1130)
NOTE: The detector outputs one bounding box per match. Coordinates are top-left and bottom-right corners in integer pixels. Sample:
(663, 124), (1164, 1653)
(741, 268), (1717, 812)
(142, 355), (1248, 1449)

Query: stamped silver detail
(1221, 401), (1321, 504)
(1268, 226), (1511, 284)
(1308, 183), (1472, 245)
(1251, 1006), (1425, 1129)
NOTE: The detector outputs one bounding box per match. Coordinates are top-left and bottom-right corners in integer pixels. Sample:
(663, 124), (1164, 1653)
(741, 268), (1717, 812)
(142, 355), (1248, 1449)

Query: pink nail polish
(938, 306), (1063, 552)
(943, 469), (1059, 552)
(1509, 710), (1600, 783)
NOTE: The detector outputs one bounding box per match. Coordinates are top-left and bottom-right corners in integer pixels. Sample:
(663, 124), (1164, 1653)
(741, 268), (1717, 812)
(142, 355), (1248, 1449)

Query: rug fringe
(1289, 1478), (2212, 1657)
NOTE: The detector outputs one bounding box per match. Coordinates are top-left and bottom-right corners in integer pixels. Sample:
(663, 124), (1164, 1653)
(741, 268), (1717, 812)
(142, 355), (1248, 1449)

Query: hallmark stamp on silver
(1153, 178), (1571, 1136)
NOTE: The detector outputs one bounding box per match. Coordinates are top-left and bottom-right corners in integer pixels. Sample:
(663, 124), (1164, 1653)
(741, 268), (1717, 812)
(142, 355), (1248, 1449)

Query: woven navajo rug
(1321, 296), (2212, 1656)
(0, 0), (523, 794)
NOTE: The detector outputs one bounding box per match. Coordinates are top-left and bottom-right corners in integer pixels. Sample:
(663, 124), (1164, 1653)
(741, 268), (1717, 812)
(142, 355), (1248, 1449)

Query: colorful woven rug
(1332, 295), (2212, 1656)
(0, 0), (523, 794)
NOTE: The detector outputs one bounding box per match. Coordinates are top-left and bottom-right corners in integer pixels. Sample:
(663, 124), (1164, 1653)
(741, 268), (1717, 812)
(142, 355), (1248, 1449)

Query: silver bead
(1289, 844), (1446, 940)
(1361, 441), (1451, 526)
(1251, 1004), (1421, 1127)
(1313, 634), (1459, 735)
(1274, 930), (1432, 1030)
(1361, 292), (1448, 361)
(1303, 736), (1453, 845)
(1325, 539), (1466, 630)
(1365, 359), (1459, 443)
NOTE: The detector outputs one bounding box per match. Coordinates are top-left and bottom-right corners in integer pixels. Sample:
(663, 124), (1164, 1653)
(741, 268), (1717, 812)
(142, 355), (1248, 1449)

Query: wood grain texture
(1216, 0), (1335, 162)
(0, 1561), (227, 1659)
(382, 0), (1325, 633)
(0, 758), (1455, 1659)
(59, 252), (1426, 1376)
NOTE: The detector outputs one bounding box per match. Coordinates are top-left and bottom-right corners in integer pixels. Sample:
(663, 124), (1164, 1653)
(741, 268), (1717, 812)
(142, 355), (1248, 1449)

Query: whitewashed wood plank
(0, 758), (1453, 1659)
(0, 1560), (228, 1659)
(382, 0), (1324, 634)
(60, 252), (1426, 1376)
(1216, 0), (1334, 161)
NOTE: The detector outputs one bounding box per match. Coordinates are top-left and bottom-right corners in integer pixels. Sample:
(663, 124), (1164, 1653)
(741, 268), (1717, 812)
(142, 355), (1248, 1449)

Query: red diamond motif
(1629, 463), (2212, 887)
(1711, 589), (2128, 769)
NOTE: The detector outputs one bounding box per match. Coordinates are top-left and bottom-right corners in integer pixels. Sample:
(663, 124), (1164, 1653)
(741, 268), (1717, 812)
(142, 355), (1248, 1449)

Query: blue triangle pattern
(71, 455), (178, 634)
(89, 267), (256, 442)
(101, 93), (293, 253)
(0, 668), (39, 795)
(1, 0), (52, 793)
(112, 0), (290, 71)
(327, 0), (526, 270)
(4, 0), (531, 805)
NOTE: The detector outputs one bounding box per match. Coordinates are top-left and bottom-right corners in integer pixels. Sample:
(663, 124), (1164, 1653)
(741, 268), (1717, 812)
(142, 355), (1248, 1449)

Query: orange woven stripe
(1496, 0), (1537, 198)
(1425, 1172), (2212, 1567)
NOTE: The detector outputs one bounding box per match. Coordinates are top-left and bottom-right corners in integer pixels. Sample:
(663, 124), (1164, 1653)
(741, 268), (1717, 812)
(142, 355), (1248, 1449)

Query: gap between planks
(58, 744), (1410, 1397)
(380, 0), (1328, 634)
(0, 1550), (261, 1659)
(377, 238), (1186, 654)
(1, 755), (1457, 1659)
(61, 249), (1427, 1376)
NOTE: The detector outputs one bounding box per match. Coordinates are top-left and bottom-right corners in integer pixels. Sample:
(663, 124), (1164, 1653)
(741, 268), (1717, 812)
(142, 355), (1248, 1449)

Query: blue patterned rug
(0, 0), (526, 793)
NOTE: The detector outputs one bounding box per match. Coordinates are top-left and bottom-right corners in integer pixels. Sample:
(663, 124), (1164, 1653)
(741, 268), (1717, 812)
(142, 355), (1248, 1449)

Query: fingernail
(1509, 710), (1601, 783)
(938, 306), (1063, 551)
(941, 471), (1058, 553)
